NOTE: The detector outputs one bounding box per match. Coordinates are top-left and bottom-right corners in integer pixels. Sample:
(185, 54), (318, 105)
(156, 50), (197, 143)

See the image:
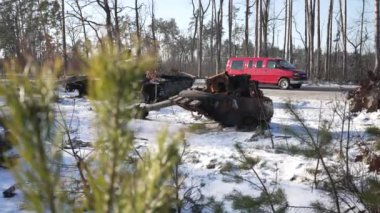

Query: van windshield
(278, 60), (296, 69)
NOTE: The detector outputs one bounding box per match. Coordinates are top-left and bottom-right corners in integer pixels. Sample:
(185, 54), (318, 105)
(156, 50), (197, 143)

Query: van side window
(256, 60), (263, 68)
(231, 60), (244, 70)
(248, 60), (253, 68)
(267, 60), (277, 68)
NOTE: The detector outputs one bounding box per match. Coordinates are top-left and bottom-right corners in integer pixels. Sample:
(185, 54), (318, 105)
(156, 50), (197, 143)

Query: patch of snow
(0, 88), (377, 212)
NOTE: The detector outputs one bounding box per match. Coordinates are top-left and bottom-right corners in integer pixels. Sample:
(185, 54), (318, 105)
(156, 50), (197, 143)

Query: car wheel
(278, 78), (290, 89)
(292, 84), (302, 89)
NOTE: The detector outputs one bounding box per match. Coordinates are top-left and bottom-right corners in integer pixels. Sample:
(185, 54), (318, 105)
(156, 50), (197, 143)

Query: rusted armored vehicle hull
(141, 74), (195, 103)
(62, 73), (194, 101)
(139, 72), (274, 128)
(63, 75), (88, 97)
(173, 90), (273, 127)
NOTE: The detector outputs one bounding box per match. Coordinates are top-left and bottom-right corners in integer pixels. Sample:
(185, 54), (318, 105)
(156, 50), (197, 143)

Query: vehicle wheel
(278, 78), (290, 89)
(292, 84), (302, 89)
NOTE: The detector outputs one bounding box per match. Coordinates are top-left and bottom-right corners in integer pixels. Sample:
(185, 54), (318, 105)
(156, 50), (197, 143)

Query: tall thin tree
(228, 0), (233, 57)
(324, 0), (334, 80)
(61, 0), (67, 75)
(135, 0), (141, 57)
(338, 0), (347, 79)
(375, 0), (380, 73)
(151, 0), (157, 55)
(244, 0), (253, 56)
(216, 0), (224, 73)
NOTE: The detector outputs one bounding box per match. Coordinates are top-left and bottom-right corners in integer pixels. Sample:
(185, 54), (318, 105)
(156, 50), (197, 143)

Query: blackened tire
(278, 78), (290, 89)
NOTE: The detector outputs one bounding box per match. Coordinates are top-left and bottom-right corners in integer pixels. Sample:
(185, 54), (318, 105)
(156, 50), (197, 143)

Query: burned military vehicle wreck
(62, 72), (195, 100)
(63, 75), (88, 97)
(62, 71), (273, 129)
(141, 72), (195, 103)
(139, 72), (274, 129)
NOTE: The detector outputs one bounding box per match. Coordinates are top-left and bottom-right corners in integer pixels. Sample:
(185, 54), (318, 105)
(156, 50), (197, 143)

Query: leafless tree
(283, 0), (288, 59)
(215, 0), (224, 73)
(151, 0), (157, 55)
(375, 0), (380, 73)
(284, 0), (293, 62)
(338, 0), (347, 79)
(135, 0), (141, 56)
(194, 0), (210, 77)
(61, 0), (67, 75)
(359, 0), (366, 73)
(261, 0), (270, 57)
(307, 0), (315, 79)
(254, 0), (261, 56)
(113, 0), (122, 49)
(210, 0), (216, 71)
(316, 0), (321, 78)
(228, 0), (233, 57)
(191, 1), (199, 68)
(96, 0), (113, 42)
(244, 0), (253, 56)
(324, 0), (334, 80)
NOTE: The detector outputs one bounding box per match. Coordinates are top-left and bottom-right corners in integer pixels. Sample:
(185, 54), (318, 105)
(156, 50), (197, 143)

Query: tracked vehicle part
(141, 73), (195, 103)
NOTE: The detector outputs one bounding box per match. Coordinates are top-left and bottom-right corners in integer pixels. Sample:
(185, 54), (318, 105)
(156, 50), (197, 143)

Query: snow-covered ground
(1, 88), (378, 212)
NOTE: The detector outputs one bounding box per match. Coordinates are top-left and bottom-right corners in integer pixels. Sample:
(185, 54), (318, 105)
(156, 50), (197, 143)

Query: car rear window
(231, 60), (244, 70)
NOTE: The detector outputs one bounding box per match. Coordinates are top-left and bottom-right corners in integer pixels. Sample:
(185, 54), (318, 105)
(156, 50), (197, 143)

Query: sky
(154, 0), (375, 52)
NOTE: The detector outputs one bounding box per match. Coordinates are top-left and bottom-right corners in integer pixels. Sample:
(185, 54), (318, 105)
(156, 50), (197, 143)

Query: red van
(226, 57), (307, 89)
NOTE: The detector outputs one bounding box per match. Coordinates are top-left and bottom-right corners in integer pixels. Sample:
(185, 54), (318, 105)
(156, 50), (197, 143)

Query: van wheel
(278, 78), (290, 89)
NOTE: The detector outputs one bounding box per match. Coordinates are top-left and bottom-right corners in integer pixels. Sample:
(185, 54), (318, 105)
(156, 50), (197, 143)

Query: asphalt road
(194, 79), (358, 100)
(260, 84), (357, 100)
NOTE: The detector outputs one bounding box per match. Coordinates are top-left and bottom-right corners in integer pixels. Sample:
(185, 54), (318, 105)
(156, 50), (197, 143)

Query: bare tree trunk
(324, 0), (334, 80)
(258, 0), (263, 56)
(197, 0), (203, 77)
(197, 0), (210, 77)
(289, 0), (293, 62)
(244, 0), (250, 56)
(316, 0), (321, 78)
(359, 0), (365, 77)
(261, 0), (269, 57)
(283, 0), (288, 59)
(72, 0), (89, 57)
(216, 0), (224, 73)
(191, 0), (199, 69)
(306, 0), (315, 79)
(286, 0), (293, 62)
(151, 0), (157, 55)
(96, 0), (113, 42)
(135, 0), (141, 57)
(339, 0), (347, 79)
(304, 0), (309, 75)
(114, 0), (122, 50)
(228, 0), (233, 57)
(375, 0), (380, 73)
(61, 0), (67, 76)
(211, 0), (216, 71)
(255, 0), (262, 57)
